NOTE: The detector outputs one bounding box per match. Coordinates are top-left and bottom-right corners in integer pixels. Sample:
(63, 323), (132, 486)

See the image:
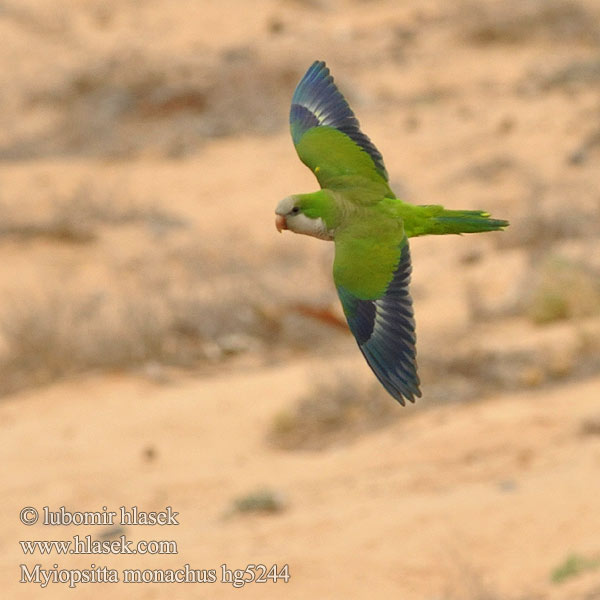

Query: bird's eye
(291, 206), (301, 215)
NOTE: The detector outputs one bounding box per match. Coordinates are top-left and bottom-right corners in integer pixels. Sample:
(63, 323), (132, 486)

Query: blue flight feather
(290, 60), (389, 180)
(337, 240), (420, 405)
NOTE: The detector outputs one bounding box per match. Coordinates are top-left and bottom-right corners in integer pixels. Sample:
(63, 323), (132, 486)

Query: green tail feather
(431, 208), (509, 234)
(401, 204), (509, 237)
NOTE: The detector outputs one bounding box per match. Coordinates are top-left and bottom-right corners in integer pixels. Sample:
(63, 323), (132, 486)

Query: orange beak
(275, 214), (287, 233)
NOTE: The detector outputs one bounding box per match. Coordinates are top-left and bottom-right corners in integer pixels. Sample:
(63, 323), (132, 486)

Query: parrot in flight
(275, 61), (508, 405)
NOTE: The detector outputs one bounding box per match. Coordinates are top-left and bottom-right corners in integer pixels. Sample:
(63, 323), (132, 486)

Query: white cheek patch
(288, 214), (332, 240)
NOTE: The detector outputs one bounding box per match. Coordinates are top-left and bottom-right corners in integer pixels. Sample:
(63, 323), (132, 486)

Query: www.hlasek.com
(20, 535), (177, 555)
(20, 563), (291, 588)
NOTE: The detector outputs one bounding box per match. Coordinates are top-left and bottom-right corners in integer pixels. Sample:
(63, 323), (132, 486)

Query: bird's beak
(275, 214), (287, 233)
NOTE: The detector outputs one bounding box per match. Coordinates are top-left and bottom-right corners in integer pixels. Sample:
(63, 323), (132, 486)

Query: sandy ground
(2, 0), (600, 598)
(3, 367), (600, 599)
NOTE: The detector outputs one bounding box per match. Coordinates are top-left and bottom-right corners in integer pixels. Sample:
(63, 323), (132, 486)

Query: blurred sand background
(2, 0), (600, 598)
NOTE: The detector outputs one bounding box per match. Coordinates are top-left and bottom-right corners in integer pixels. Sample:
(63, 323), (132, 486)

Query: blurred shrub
(0, 182), (185, 243)
(551, 552), (600, 584)
(462, 0), (600, 46)
(226, 488), (287, 517)
(0, 47), (300, 159)
(268, 373), (401, 451)
(526, 256), (600, 324)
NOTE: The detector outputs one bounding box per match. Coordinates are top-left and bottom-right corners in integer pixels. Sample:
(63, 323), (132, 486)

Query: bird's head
(275, 193), (336, 241)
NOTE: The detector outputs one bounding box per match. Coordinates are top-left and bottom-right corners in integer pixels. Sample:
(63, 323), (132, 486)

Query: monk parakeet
(275, 61), (508, 405)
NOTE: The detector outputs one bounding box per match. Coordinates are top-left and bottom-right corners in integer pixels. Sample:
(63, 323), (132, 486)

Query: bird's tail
(415, 206), (509, 235)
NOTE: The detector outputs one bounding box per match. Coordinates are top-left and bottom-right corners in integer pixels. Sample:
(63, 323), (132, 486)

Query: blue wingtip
(305, 60), (329, 83)
(290, 61), (333, 145)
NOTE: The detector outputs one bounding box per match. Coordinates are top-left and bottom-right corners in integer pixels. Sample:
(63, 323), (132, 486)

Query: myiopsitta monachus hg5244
(275, 61), (508, 405)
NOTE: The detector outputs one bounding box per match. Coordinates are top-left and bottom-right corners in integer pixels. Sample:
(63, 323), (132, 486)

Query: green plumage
(333, 216), (403, 299)
(296, 127), (392, 197)
(278, 60), (509, 405)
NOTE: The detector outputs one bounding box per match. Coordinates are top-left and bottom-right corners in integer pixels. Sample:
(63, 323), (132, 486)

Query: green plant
(551, 553), (600, 584)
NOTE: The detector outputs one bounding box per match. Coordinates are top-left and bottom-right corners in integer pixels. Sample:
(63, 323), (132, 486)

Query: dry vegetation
(268, 372), (401, 450)
(0, 235), (342, 396)
(461, 0), (600, 45)
(0, 182), (185, 243)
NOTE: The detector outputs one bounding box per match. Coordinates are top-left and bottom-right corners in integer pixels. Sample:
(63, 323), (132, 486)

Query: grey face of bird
(275, 196), (333, 240)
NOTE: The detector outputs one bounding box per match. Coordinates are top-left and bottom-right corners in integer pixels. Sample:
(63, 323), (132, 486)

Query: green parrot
(275, 61), (508, 405)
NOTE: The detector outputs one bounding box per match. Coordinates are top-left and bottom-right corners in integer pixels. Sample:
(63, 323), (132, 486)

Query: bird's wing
(290, 61), (390, 193)
(333, 226), (420, 405)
